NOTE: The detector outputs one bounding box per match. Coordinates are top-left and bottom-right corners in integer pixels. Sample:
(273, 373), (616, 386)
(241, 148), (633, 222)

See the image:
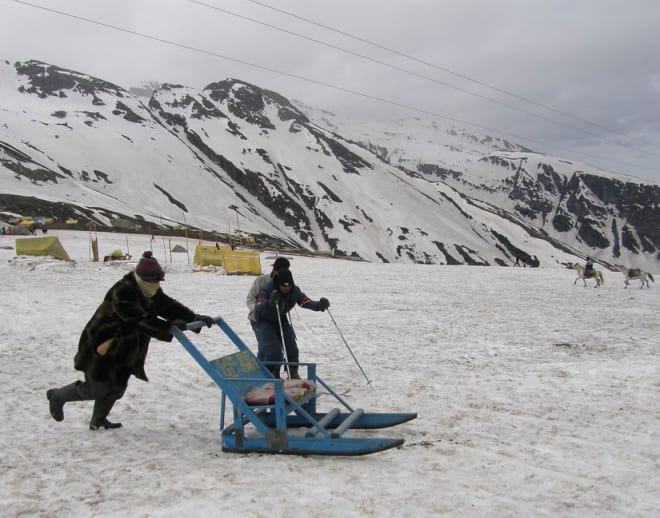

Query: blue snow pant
(256, 322), (299, 365)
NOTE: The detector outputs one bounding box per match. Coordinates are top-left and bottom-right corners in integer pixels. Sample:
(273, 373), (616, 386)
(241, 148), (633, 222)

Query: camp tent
(103, 249), (131, 262)
(16, 216), (55, 228)
(193, 245), (261, 274)
(221, 249), (261, 275)
(15, 236), (73, 261)
(193, 245), (228, 267)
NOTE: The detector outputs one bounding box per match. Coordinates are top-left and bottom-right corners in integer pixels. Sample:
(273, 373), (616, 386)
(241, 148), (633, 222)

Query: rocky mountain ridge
(1, 59), (658, 271)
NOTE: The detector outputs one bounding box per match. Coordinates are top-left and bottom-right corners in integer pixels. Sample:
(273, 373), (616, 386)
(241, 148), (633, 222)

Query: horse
(616, 265), (655, 289)
(573, 263), (604, 288)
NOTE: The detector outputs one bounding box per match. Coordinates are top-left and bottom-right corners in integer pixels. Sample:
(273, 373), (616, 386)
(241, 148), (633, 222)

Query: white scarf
(134, 272), (160, 298)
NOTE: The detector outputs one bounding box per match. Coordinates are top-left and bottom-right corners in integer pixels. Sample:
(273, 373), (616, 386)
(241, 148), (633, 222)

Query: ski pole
(327, 308), (371, 385)
(275, 301), (291, 378)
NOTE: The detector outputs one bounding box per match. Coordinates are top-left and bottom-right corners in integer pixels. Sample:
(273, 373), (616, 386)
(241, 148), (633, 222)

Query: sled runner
(172, 317), (416, 456)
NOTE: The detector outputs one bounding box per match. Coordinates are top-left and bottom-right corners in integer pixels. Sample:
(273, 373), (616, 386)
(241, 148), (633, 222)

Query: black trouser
(56, 368), (131, 421)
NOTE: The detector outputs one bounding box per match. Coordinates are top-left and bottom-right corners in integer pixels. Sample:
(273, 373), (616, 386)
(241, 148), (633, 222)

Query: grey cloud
(1, 0), (659, 181)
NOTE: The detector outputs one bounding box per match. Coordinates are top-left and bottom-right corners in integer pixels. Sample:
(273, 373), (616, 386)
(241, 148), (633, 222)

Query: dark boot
(90, 418), (122, 430)
(288, 366), (301, 380)
(46, 381), (83, 422)
(89, 398), (122, 430)
(269, 366), (280, 379)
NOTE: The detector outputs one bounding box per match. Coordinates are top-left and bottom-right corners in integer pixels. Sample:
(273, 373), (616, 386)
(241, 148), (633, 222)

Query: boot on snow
(46, 389), (64, 422)
(89, 397), (121, 430)
(46, 382), (83, 422)
(89, 417), (123, 430)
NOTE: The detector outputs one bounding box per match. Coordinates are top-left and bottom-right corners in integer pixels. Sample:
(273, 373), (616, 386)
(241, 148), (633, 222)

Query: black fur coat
(73, 272), (196, 382)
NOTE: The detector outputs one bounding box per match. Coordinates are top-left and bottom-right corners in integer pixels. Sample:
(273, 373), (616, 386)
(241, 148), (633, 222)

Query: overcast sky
(2, 0), (659, 183)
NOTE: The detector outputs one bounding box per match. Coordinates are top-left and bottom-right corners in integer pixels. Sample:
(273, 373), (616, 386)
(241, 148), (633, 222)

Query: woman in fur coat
(47, 251), (213, 430)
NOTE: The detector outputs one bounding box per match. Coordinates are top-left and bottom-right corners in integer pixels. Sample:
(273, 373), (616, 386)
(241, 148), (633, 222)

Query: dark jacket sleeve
(255, 285), (323, 323)
(135, 318), (173, 342)
(142, 291), (197, 341)
(295, 288), (323, 311)
(111, 282), (196, 342)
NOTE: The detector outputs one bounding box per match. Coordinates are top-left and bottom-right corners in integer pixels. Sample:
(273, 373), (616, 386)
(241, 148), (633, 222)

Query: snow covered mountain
(1, 59), (658, 270)
(299, 109), (660, 271)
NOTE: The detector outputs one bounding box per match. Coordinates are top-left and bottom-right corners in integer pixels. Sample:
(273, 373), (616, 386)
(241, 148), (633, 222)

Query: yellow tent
(193, 245), (229, 267)
(17, 217), (34, 227)
(103, 249), (130, 262)
(15, 236), (72, 261)
(221, 249), (261, 275)
(193, 245), (260, 274)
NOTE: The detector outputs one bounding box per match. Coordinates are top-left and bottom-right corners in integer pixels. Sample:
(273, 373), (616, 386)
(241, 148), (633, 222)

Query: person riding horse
(584, 257), (594, 278)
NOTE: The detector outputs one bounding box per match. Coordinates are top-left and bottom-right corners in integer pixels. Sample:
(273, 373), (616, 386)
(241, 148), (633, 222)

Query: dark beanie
(272, 257), (290, 271)
(274, 269), (294, 288)
(136, 251), (165, 282)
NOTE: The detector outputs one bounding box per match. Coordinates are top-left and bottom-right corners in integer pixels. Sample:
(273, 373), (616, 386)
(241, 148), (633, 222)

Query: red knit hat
(136, 251), (164, 282)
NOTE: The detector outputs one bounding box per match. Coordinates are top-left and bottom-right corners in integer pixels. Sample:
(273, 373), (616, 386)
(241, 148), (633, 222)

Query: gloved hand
(319, 297), (330, 311)
(195, 314), (214, 328)
(268, 289), (280, 306)
(170, 319), (188, 331)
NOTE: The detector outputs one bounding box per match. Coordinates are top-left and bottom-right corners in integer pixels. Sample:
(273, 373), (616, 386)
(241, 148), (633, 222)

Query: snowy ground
(1, 230), (658, 517)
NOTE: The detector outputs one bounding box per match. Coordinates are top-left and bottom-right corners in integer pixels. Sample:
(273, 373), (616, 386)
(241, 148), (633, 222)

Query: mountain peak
(14, 60), (127, 102)
(204, 79), (308, 126)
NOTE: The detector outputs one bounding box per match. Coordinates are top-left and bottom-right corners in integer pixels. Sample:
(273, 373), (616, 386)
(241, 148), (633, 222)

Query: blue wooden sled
(172, 317), (416, 456)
